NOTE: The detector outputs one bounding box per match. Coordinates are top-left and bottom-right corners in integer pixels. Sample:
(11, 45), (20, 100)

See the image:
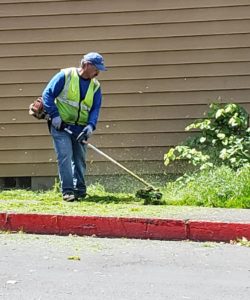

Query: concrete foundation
(0, 173), (179, 192)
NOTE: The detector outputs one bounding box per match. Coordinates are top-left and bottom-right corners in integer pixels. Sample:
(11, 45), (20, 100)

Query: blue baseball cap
(83, 52), (107, 71)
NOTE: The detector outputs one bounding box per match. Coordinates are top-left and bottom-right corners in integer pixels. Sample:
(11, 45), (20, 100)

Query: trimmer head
(135, 187), (163, 205)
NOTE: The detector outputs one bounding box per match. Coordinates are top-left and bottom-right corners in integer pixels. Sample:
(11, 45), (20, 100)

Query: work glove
(77, 124), (93, 143)
(51, 116), (62, 130)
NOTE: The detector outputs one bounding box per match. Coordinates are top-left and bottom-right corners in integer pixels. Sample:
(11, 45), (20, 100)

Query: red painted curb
(0, 213), (7, 228)
(188, 221), (250, 242)
(5, 213), (59, 234)
(0, 213), (249, 242)
(0, 213), (186, 240)
(57, 215), (186, 240)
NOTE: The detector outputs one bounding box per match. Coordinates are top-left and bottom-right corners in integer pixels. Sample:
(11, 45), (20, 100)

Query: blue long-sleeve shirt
(42, 69), (102, 134)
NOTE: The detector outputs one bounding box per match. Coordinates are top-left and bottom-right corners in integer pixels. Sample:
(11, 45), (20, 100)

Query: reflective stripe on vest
(56, 97), (91, 112)
(55, 67), (100, 125)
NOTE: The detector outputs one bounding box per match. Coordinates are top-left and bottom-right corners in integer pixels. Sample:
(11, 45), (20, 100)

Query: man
(42, 52), (107, 202)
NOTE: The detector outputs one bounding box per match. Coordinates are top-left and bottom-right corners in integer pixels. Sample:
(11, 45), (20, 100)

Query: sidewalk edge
(0, 212), (249, 242)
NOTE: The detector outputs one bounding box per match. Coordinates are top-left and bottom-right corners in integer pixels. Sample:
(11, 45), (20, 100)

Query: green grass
(0, 186), (188, 218)
(0, 165), (249, 217)
(162, 165), (250, 208)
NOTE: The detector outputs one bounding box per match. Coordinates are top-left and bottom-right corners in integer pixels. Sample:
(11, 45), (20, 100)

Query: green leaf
(225, 104), (237, 113)
(215, 109), (224, 119)
(217, 133), (226, 140)
(199, 137), (206, 143)
(164, 156), (170, 166)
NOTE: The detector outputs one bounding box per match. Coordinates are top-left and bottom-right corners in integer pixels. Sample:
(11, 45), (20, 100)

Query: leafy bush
(162, 103), (250, 208)
(164, 103), (250, 171)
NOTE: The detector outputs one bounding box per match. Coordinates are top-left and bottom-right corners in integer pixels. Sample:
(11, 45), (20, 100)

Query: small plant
(164, 103), (250, 172)
(52, 178), (61, 194)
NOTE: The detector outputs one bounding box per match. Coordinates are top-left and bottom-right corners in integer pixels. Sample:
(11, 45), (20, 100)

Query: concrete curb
(0, 212), (250, 242)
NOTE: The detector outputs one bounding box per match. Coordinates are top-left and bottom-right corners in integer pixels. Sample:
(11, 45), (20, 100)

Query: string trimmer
(64, 127), (163, 203)
(28, 99), (163, 202)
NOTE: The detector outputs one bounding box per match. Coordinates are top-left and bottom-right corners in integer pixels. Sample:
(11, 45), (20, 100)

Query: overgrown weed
(162, 165), (250, 208)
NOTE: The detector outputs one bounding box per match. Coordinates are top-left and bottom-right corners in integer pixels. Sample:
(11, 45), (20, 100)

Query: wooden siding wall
(0, 0), (250, 178)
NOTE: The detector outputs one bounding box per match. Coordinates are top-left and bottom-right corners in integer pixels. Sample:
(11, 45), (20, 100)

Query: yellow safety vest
(55, 67), (100, 125)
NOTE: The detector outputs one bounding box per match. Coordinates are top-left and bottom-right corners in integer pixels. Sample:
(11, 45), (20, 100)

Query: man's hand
(51, 116), (62, 130)
(77, 124), (93, 143)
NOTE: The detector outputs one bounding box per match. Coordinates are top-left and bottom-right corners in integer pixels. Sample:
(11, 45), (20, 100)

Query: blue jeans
(51, 126), (87, 196)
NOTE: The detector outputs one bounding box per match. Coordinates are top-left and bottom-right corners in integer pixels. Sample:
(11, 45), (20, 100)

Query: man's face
(85, 63), (100, 79)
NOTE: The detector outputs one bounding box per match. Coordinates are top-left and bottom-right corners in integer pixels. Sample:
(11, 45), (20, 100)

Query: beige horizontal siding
(1, 76), (250, 98)
(1, 0), (250, 18)
(0, 120), (194, 136)
(2, 62), (250, 84)
(0, 147), (169, 164)
(1, 20), (250, 44)
(1, 6), (250, 30)
(1, 90), (250, 110)
(0, 105), (217, 123)
(1, 34), (250, 57)
(0, 0), (250, 179)
(2, 48), (250, 71)
(0, 161), (173, 177)
(0, 133), (191, 150)
(1, 103), (250, 125)
(0, 0), (65, 3)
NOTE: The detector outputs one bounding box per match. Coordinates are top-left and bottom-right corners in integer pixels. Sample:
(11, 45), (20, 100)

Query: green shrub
(164, 103), (249, 171)
(162, 102), (250, 208)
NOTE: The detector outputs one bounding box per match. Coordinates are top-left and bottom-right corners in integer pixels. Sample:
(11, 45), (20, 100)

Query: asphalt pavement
(0, 233), (249, 300)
